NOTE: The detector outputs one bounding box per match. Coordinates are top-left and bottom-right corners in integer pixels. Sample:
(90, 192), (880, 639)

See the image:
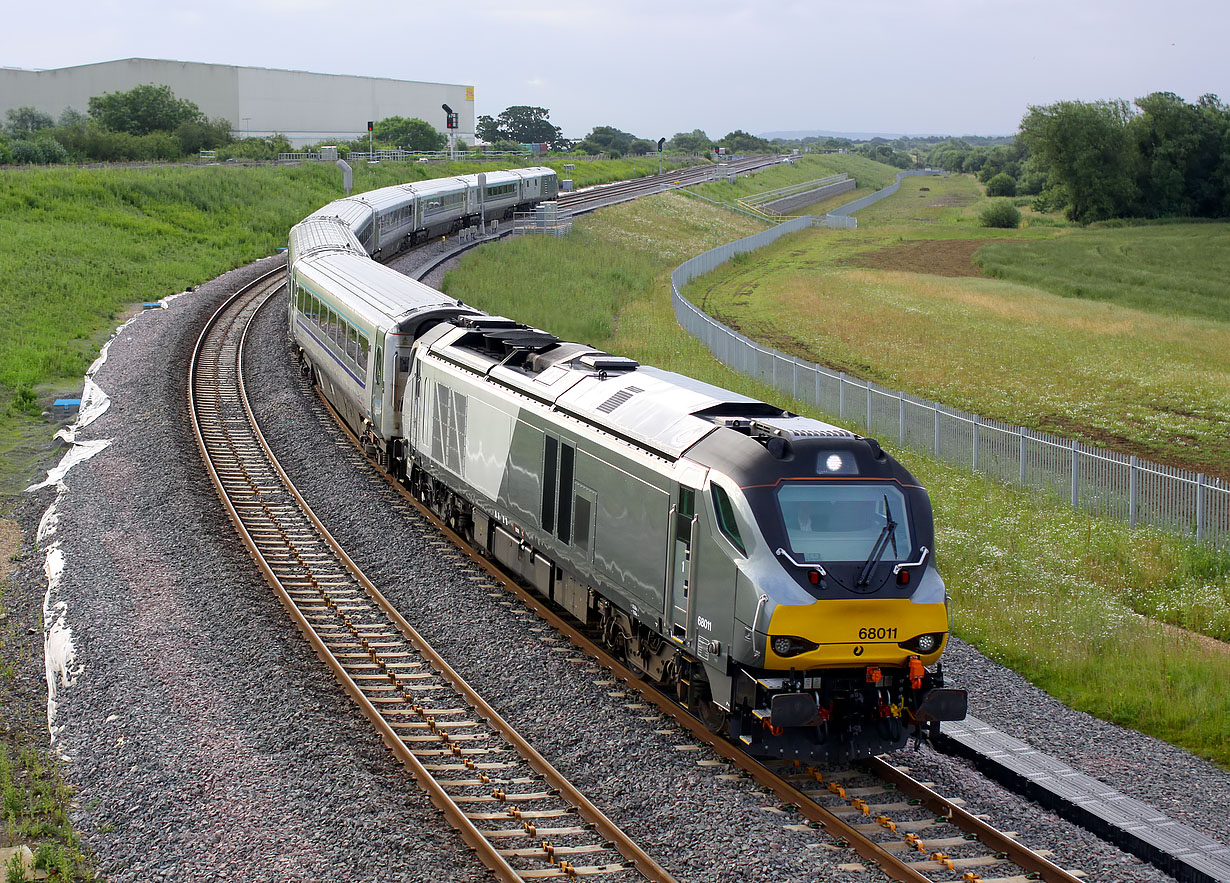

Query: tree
(576, 125), (639, 156)
(985, 172), (1017, 197)
(668, 129), (712, 154)
(175, 116), (234, 154)
(1020, 99), (1138, 223)
(717, 130), (772, 153)
(373, 116), (446, 151)
(58, 107), (87, 128)
(627, 138), (654, 156)
(88, 84), (203, 135)
(481, 106), (563, 147)
(5, 106), (54, 138)
(476, 114), (501, 143)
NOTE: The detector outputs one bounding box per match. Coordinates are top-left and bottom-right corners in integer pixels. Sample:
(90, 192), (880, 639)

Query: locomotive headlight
(771, 635), (819, 658)
(815, 451), (858, 475)
(899, 632), (944, 654)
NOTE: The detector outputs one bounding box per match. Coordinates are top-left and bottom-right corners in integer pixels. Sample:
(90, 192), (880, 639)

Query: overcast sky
(5, 0), (1227, 140)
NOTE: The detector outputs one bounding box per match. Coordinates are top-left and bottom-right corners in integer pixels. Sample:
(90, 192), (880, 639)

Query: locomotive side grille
(597, 385), (645, 414)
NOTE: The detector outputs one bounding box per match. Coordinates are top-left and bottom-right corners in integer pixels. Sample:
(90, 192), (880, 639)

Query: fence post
(815, 366), (821, 410)
(934, 405), (941, 456)
(792, 358), (798, 401)
(898, 392), (906, 445)
(772, 352), (778, 389)
(1070, 440), (1079, 508)
(839, 374), (846, 419)
(1196, 473), (1206, 542)
(866, 379), (873, 432)
(1129, 455), (1138, 529)
(972, 415), (980, 471)
(1018, 427), (1027, 485)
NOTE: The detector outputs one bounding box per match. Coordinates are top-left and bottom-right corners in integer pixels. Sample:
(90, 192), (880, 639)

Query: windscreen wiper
(856, 494), (897, 587)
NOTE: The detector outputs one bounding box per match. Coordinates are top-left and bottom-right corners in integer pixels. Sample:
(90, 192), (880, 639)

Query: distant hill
(761, 129), (1012, 143)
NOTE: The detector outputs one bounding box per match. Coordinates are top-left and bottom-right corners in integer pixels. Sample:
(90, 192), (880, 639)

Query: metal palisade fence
(671, 172), (1229, 547)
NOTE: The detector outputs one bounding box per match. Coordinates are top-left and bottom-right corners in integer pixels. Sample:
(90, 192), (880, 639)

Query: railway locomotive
(286, 169), (966, 761)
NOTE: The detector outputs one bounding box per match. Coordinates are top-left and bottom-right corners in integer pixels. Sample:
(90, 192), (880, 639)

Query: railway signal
(442, 104), (458, 159)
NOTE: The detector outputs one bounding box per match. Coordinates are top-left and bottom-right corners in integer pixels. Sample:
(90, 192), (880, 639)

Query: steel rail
(188, 270), (675, 883)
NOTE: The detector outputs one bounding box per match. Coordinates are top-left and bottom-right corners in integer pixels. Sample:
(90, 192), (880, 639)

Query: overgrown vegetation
(4, 85), (233, 163)
(0, 157), (671, 495)
(0, 744), (89, 880)
(926, 91), (1230, 223)
(442, 188), (1230, 767)
(979, 199), (1021, 228)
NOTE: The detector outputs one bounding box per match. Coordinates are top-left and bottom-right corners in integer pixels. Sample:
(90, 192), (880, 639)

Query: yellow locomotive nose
(765, 598), (948, 669)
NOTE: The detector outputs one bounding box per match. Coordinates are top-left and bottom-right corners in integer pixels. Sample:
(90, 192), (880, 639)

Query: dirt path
(838, 238), (1002, 277)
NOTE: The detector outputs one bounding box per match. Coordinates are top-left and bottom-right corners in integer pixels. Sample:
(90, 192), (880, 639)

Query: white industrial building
(0, 58), (475, 147)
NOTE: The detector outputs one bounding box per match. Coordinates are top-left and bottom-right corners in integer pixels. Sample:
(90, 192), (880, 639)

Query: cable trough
(188, 268), (675, 883)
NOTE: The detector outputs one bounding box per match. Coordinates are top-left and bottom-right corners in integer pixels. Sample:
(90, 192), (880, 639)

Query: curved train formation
(285, 166), (966, 761)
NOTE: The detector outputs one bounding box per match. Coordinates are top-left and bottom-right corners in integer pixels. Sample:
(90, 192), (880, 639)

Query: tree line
(475, 106), (775, 157)
(2, 84), (234, 163)
(924, 92), (1230, 223)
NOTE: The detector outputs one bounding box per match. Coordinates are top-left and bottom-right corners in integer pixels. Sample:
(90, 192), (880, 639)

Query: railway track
(556, 155), (784, 215)
(188, 268), (676, 883)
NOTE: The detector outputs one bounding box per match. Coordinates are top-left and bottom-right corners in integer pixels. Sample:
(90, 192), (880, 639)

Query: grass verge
(442, 190), (1230, 768)
(682, 175), (1230, 480)
(0, 157), (675, 496)
(686, 154), (900, 214)
(2, 522), (89, 881)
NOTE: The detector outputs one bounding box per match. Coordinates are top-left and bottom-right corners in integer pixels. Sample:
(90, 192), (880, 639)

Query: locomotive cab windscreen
(777, 482), (911, 572)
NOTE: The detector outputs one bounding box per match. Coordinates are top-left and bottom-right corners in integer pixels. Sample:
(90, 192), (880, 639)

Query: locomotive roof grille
(597, 385), (645, 414)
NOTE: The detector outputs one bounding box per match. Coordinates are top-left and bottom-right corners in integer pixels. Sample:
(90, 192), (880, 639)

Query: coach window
(358, 334), (370, 379)
(346, 324), (358, 362)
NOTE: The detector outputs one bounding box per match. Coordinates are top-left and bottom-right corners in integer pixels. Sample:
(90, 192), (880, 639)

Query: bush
(985, 172), (1017, 197)
(10, 140), (45, 163)
(35, 137), (69, 164)
(980, 199), (1021, 228)
(0, 138), (12, 164)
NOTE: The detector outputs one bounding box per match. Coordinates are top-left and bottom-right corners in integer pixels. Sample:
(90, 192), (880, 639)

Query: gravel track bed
(12, 248), (1228, 882)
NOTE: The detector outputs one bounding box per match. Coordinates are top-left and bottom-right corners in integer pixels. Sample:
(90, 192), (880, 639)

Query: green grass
(975, 223), (1230, 322)
(0, 157), (674, 496)
(0, 743), (89, 881)
(442, 189), (1230, 768)
(680, 179), (1230, 480)
(686, 154), (901, 214)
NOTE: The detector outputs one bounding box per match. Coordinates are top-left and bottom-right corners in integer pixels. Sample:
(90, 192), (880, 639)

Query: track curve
(188, 268), (677, 883)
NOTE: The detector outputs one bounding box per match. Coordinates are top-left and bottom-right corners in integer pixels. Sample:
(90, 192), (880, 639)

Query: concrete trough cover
(940, 716), (1230, 883)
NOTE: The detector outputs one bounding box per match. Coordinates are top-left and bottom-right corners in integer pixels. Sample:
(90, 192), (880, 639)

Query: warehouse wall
(0, 58), (475, 146)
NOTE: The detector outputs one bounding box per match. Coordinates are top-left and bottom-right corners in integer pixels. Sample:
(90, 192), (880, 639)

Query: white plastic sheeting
(25, 289), (188, 741)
